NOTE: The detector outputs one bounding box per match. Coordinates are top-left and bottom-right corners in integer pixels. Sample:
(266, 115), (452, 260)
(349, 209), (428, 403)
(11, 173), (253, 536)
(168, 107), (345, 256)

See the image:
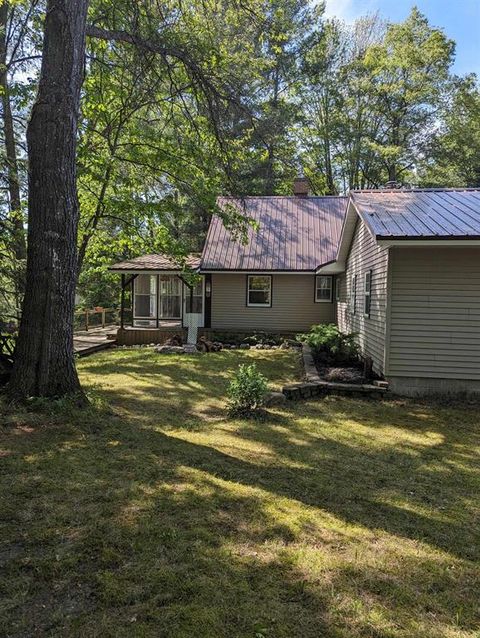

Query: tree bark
(0, 1), (26, 261)
(8, 0), (89, 400)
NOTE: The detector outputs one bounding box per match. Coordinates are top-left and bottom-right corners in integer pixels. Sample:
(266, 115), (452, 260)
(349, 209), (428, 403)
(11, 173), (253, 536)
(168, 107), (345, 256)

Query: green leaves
(300, 7), (459, 190)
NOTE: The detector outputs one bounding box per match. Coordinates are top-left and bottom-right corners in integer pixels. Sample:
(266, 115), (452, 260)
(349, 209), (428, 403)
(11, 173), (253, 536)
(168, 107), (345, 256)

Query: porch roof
(109, 253), (201, 273)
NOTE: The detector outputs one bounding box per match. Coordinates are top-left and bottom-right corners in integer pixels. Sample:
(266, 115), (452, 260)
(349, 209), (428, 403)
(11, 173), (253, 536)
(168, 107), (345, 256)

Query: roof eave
(199, 267), (318, 274)
(377, 236), (480, 246)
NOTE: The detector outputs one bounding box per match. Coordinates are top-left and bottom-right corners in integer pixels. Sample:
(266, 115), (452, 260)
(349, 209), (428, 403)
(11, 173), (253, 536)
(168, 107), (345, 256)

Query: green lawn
(1, 349), (479, 637)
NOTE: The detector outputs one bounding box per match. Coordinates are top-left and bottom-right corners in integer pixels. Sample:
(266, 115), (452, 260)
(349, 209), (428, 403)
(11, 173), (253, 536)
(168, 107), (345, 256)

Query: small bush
(227, 363), (268, 416)
(297, 323), (358, 363)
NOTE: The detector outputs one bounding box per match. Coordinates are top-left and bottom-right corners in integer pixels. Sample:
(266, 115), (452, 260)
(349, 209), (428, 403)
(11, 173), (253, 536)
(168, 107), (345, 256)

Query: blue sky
(323, 0), (480, 77)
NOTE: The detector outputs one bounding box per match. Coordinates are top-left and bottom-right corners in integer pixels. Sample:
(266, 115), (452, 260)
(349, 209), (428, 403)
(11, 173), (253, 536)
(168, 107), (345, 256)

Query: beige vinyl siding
(211, 273), (335, 332)
(388, 246), (480, 380)
(337, 220), (389, 374)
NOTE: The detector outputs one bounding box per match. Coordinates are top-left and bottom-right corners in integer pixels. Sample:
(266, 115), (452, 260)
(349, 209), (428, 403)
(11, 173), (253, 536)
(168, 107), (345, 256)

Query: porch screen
(159, 275), (181, 318)
(134, 275), (157, 318)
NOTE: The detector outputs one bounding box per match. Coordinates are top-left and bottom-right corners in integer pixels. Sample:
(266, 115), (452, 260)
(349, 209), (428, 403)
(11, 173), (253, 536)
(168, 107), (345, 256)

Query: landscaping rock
(286, 339), (301, 348)
(264, 391), (287, 407)
(239, 344), (250, 350)
(164, 334), (184, 347)
(183, 344), (198, 354)
(155, 345), (185, 354)
(196, 336), (214, 352)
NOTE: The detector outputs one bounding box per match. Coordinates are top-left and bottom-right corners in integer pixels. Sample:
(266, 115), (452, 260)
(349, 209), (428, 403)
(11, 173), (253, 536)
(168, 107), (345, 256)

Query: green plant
(242, 332), (282, 346)
(227, 363), (268, 416)
(297, 323), (359, 363)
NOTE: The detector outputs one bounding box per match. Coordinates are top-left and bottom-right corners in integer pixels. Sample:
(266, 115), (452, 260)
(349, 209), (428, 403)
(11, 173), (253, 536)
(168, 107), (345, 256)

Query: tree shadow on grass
(2, 350), (479, 636)
(80, 351), (480, 564)
(2, 411), (479, 637)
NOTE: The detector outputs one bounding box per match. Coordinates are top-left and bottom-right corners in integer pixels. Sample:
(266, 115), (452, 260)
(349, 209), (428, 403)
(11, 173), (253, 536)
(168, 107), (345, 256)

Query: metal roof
(109, 253), (201, 272)
(201, 196), (348, 271)
(352, 189), (480, 239)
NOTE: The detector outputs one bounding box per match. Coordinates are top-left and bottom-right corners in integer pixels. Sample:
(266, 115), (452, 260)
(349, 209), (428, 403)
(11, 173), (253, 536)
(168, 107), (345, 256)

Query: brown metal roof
(109, 253), (201, 271)
(352, 189), (480, 239)
(201, 196), (348, 271)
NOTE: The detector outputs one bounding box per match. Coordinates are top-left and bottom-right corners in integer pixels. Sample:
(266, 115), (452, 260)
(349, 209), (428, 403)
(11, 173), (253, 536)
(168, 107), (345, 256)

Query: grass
(1, 348), (480, 637)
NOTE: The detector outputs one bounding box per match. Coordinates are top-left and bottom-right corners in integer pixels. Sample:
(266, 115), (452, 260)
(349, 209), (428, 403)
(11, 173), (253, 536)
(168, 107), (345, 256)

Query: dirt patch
(313, 350), (376, 385)
(322, 366), (367, 384)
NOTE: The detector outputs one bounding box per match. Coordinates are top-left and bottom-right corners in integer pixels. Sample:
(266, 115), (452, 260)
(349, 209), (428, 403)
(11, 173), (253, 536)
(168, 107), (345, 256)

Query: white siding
(211, 273), (335, 332)
(337, 220), (389, 374)
(388, 246), (480, 379)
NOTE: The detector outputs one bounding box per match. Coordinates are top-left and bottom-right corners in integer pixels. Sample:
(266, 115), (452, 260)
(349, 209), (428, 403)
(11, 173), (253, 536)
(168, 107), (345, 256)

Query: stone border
(282, 343), (389, 401)
(302, 343), (322, 383)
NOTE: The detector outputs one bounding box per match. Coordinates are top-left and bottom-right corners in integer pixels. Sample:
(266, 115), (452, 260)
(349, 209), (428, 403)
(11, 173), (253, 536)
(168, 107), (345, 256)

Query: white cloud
(323, 0), (376, 22)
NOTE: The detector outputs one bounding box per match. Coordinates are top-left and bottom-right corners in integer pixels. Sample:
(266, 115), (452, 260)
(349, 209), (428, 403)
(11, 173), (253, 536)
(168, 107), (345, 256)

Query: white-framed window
(350, 274), (357, 315)
(364, 270), (372, 317)
(159, 275), (182, 319)
(335, 276), (341, 302)
(247, 275), (272, 307)
(134, 274), (157, 319)
(315, 275), (333, 302)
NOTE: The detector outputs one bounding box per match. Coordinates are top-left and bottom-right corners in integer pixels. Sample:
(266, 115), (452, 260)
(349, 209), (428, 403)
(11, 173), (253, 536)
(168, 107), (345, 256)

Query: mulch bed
(313, 351), (373, 385)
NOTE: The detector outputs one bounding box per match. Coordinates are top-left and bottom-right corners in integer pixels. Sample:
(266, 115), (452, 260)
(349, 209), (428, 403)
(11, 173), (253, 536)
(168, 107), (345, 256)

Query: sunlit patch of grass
(0, 348), (479, 637)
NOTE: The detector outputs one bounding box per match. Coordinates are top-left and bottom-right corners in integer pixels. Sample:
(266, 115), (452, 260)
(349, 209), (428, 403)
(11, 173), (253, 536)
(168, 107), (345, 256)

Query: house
(110, 182), (480, 395)
(110, 178), (348, 336)
(330, 188), (480, 395)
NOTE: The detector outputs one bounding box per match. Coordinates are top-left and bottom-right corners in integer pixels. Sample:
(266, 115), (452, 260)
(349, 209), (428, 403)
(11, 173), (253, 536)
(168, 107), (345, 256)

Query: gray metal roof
(201, 196), (348, 271)
(109, 253), (201, 271)
(352, 189), (480, 239)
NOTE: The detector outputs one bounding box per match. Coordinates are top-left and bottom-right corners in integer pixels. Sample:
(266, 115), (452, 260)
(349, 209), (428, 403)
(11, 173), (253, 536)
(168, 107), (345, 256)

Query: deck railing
(73, 308), (119, 331)
(0, 333), (16, 363)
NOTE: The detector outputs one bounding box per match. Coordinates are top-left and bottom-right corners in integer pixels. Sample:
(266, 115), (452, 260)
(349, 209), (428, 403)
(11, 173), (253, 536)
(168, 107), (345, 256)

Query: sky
(323, 0), (480, 78)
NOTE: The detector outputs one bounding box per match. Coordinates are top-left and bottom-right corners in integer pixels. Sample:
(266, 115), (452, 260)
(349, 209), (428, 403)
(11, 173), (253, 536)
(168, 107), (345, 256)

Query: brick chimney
(293, 177), (309, 197)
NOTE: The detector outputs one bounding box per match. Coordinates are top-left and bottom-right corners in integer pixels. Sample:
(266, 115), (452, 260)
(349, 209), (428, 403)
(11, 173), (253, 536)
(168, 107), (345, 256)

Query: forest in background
(1, 0), (479, 324)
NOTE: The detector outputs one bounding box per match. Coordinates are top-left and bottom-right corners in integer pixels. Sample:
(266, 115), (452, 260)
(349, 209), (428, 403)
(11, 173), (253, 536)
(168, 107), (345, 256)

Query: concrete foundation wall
(388, 375), (480, 397)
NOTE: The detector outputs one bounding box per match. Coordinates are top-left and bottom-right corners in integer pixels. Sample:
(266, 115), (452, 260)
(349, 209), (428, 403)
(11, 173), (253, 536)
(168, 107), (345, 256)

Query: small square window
(364, 270), (372, 317)
(247, 275), (272, 307)
(315, 276), (333, 302)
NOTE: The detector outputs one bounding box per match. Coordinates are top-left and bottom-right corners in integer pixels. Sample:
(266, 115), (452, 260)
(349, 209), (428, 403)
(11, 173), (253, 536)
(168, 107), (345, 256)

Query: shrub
(297, 323), (358, 363)
(227, 363), (268, 416)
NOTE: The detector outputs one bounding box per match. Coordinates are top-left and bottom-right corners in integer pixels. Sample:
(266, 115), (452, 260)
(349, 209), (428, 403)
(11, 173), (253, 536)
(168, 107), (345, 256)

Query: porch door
(159, 275), (182, 319)
(183, 277), (204, 328)
(133, 274), (157, 327)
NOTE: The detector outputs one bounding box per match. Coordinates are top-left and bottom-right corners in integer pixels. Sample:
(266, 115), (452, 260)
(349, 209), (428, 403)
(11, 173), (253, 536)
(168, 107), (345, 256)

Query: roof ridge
(218, 195), (348, 200)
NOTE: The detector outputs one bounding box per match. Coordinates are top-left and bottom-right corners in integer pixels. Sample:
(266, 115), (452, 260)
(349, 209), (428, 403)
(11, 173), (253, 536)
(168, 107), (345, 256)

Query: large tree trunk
(8, 0), (89, 400)
(0, 1), (26, 262)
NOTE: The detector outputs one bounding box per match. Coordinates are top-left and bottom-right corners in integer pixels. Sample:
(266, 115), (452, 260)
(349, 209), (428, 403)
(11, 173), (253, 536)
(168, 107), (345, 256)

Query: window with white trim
(134, 274), (157, 319)
(247, 275), (272, 307)
(364, 270), (372, 317)
(315, 275), (333, 302)
(350, 274), (357, 315)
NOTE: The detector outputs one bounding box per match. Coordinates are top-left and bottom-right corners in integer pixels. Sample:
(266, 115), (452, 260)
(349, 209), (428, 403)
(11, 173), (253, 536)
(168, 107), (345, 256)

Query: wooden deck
(74, 325), (118, 356)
